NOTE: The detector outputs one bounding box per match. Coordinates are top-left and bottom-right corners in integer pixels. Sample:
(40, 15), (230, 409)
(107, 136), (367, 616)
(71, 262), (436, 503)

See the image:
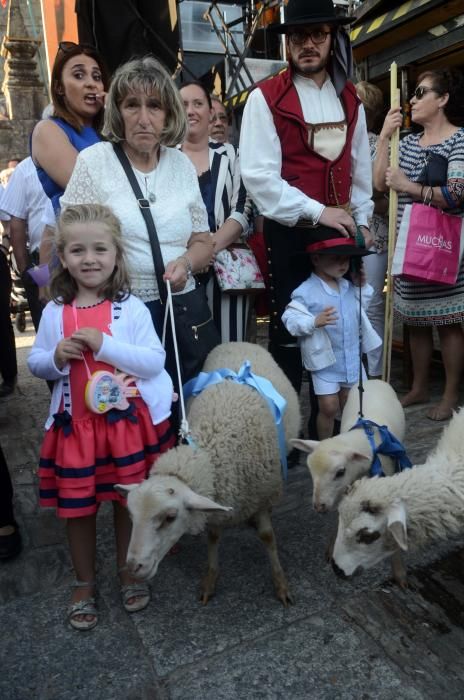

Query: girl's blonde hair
(51, 203), (131, 304)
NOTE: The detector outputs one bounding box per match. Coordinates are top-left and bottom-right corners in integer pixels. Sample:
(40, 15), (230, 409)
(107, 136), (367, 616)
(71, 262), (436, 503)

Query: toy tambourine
(85, 370), (139, 414)
(71, 302), (139, 414)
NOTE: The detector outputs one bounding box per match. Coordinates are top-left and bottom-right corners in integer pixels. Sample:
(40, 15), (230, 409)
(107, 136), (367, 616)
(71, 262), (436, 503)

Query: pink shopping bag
(392, 203), (464, 285)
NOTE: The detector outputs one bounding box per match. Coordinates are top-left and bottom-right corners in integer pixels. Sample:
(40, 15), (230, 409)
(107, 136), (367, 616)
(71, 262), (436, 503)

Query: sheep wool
(339, 407), (464, 551)
(121, 342), (301, 605)
(331, 409), (464, 582)
(155, 342), (301, 527)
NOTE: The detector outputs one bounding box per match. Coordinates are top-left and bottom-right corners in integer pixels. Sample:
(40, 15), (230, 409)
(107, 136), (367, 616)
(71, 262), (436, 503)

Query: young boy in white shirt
(282, 229), (381, 440)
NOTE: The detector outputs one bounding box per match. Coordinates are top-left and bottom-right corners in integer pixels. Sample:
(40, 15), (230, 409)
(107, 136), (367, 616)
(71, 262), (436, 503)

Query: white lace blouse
(61, 142), (209, 301)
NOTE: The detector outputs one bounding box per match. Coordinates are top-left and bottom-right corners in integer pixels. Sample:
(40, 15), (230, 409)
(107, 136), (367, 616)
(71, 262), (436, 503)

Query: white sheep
(291, 380), (405, 513)
(116, 342), (301, 606)
(332, 407), (464, 582)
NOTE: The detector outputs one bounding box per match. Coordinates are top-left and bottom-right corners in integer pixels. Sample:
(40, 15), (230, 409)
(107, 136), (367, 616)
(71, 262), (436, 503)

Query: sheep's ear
(291, 438), (319, 453)
(387, 499), (408, 551)
(348, 451), (371, 462)
(114, 483), (140, 498)
(183, 490), (233, 513)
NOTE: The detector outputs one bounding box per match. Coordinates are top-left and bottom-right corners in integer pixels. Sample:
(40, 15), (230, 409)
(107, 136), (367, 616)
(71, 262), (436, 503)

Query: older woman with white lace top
(61, 56), (213, 336)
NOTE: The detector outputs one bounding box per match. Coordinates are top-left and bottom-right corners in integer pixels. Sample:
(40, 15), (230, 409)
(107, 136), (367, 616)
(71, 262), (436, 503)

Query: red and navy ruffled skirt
(38, 399), (175, 518)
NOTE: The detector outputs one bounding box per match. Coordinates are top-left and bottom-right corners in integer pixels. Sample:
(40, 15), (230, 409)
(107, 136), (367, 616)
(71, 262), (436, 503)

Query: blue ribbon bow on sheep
(183, 361), (288, 479)
(350, 418), (412, 477)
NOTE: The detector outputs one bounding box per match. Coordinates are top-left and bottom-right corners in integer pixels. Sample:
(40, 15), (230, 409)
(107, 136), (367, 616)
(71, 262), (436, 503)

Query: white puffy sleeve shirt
(28, 295), (174, 427)
(61, 142), (209, 302)
(287, 274), (379, 382)
(239, 77), (373, 228)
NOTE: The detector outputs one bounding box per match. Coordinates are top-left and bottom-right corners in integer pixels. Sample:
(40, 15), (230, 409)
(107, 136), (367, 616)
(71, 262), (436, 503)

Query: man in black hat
(240, 0), (374, 433)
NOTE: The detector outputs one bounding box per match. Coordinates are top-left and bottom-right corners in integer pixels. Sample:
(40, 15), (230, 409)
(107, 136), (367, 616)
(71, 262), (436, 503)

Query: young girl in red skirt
(28, 203), (176, 630)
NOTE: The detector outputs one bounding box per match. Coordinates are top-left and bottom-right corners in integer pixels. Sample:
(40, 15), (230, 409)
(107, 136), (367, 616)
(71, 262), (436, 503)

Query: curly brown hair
(50, 204), (131, 305)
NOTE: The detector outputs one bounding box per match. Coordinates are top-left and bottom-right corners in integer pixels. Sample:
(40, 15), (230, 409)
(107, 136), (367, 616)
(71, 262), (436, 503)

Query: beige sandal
(68, 580), (97, 631)
(119, 566), (151, 613)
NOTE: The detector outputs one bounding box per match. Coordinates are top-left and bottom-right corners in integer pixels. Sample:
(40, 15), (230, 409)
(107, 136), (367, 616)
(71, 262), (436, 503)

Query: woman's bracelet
(177, 254), (193, 277)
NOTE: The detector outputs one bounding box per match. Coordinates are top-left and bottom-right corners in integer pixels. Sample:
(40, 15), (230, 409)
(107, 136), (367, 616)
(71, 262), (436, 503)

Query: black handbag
(170, 285), (220, 380)
(417, 151), (448, 187)
(112, 143), (220, 382)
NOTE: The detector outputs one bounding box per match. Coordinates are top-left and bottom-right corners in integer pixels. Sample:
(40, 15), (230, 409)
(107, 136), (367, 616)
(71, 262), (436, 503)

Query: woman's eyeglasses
(411, 86), (439, 100)
(288, 30), (331, 46)
(58, 41), (96, 54)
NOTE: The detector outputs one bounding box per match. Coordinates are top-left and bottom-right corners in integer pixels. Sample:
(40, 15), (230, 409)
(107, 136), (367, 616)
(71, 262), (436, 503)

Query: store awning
(351, 0), (464, 58)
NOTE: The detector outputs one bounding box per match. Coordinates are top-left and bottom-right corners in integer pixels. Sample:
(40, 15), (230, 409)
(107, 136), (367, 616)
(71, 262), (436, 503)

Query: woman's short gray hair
(102, 55), (187, 147)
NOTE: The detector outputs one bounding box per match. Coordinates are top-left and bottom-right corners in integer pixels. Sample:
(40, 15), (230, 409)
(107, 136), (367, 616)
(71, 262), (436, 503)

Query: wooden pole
(382, 62), (400, 382)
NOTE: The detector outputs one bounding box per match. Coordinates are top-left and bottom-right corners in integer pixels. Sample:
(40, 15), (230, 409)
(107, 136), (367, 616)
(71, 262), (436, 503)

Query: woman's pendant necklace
(131, 162), (158, 204)
(144, 174), (156, 204)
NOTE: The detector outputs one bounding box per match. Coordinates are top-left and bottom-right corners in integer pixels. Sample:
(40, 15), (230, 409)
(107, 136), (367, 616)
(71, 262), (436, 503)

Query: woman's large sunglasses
(58, 41), (96, 54)
(411, 86), (439, 100)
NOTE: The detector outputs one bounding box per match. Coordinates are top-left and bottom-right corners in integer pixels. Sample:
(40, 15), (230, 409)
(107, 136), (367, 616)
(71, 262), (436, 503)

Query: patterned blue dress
(394, 128), (464, 326)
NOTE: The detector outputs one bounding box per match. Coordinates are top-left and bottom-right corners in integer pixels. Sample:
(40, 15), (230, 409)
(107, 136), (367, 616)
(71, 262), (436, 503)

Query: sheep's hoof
(275, 585), (295, 608)
(200, 570), (218, 605)
(393, 574), (410, 590)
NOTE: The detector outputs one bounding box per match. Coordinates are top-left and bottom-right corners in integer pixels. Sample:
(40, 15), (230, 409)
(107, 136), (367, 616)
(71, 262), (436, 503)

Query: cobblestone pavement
(1, 319), (463, 700)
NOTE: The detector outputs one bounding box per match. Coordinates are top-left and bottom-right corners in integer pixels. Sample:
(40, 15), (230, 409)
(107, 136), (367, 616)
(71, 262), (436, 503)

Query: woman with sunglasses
(374, 68), (464, 421)
(179, 81), (251, 342)
(31, 42), (109, 215)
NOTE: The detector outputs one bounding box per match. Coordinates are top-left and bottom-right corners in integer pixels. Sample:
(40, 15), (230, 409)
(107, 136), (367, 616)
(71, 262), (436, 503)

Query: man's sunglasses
(411, 86), (439, 100)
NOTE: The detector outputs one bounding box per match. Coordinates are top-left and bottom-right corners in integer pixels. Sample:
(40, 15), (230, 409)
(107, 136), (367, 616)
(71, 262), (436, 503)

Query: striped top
(397, 129), (464, 225)
(394, 128), (464, 325)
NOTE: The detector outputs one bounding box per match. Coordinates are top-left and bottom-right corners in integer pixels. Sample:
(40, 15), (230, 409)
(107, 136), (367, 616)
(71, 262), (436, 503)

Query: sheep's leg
(391, 550), (408, 589)
(200, 526), (221, 605)
(255, 509), (294, 607)
(325, 529), (336, 563)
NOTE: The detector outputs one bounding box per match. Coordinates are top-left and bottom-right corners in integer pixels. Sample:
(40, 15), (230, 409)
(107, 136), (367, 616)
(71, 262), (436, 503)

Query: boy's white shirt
(28, 294), (174, 429)
(282, 276), (381, 372)
(283, 300), (336, 371)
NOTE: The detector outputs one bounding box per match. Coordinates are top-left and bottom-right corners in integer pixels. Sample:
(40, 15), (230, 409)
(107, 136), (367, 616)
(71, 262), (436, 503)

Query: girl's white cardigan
(28, 294), (174, 429)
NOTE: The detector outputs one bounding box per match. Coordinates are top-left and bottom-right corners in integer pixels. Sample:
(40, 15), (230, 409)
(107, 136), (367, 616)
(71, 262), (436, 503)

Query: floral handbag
(213, 243), (265, 294)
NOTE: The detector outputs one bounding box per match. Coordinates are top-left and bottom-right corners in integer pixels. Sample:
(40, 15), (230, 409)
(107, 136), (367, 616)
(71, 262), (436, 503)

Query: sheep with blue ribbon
(116, 342), (301, 606)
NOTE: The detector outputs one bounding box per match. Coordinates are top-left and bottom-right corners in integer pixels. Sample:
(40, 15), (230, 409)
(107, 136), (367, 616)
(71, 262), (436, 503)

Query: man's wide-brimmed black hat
(269, 0), (354, 33)
(301, 226), (374, 257)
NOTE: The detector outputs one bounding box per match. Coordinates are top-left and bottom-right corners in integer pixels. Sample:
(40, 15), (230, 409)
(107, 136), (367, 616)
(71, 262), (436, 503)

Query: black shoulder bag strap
(112, 142), (167, 304)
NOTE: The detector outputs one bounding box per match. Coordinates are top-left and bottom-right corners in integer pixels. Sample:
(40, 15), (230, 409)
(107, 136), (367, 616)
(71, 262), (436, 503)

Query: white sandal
(119, 567), (151, 613)
(68, 580), (97, 631)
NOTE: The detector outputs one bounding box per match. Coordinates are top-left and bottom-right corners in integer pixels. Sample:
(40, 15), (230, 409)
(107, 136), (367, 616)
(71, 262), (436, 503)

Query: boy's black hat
(303, 226), (375, 257)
